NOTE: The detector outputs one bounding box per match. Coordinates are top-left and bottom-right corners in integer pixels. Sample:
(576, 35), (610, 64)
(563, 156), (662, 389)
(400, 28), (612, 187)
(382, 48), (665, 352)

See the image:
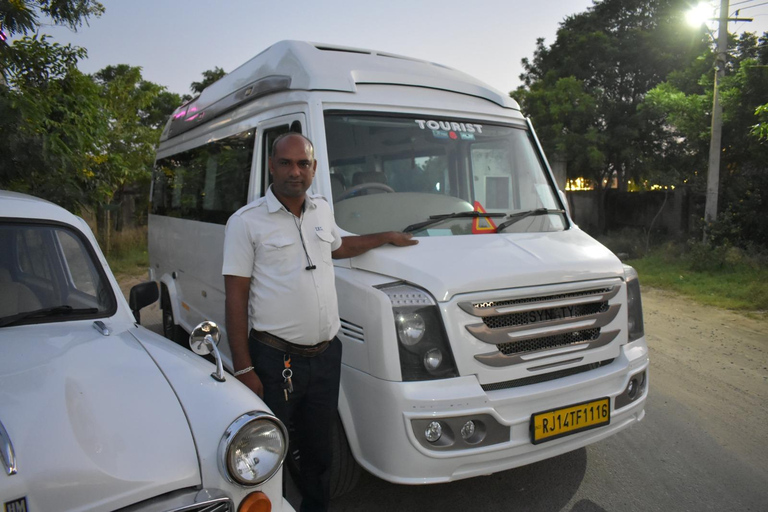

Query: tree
(645, 32), (768, 249)
(89, 64), (181, 234)
(0, 0), (104, 36)
(0, 35), (107, 212)
(182, 66), (226, 102)
(513, 0), (709, 231)
(1, 0), (104, 81)
(1, 0), (105, 210)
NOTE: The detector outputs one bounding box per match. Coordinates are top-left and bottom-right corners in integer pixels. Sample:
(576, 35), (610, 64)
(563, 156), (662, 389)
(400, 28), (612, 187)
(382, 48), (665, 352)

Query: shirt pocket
(259, 236), (299, 276)
(314, 230), (335, 265)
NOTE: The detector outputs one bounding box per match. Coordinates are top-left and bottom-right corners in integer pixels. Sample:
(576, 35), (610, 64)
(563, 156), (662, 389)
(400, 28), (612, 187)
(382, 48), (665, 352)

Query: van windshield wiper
(403, 211), (505, 233)
(0, 305), (100, 328)
(495, 208), (566, 233)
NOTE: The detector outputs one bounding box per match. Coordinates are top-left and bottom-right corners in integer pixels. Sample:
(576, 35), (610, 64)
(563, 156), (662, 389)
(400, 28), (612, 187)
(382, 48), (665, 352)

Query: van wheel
(287, 413), (362, 499)
(161, 288), (188, 346)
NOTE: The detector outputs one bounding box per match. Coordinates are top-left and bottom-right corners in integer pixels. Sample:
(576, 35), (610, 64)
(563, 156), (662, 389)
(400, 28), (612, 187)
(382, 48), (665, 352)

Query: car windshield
(0, 222), (116, 327)
(324, 113), (566, 236)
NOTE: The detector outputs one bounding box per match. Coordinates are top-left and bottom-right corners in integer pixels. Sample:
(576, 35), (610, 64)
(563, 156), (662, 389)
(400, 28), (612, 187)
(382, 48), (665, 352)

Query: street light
(686, 1), (751, 241)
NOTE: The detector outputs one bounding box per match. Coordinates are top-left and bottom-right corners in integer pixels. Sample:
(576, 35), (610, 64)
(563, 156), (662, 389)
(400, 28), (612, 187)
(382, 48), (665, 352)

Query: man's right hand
(236, 370), (264, 398)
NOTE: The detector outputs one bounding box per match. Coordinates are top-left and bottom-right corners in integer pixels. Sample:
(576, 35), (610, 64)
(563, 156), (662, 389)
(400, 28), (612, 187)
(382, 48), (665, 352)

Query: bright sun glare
(686, 2), (713, 28)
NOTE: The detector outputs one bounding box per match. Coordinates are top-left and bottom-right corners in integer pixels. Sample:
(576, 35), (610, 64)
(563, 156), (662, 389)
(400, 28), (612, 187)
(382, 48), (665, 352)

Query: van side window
(152, 129), (256, 224)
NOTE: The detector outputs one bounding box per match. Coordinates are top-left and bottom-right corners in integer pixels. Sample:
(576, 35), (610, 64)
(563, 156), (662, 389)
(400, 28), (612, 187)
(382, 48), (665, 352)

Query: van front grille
(459, 285), (622, 368)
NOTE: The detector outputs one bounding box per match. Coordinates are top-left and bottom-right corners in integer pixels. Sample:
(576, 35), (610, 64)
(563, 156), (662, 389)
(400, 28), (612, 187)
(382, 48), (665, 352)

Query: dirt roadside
(641, 286), (768, 478)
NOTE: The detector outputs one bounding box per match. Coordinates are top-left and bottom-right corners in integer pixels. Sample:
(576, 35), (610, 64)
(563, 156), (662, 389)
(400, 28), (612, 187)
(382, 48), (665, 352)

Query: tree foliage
(645, 32), (768, 249)
(512, 0), (710, 231)
(0, 0), (182, 220)
(0, 0), (104, 37)
(182, 66), (226, 102)
(516, 0), (709, 185)
(0, 35), (107, 211)
(89, 64), (181, 208)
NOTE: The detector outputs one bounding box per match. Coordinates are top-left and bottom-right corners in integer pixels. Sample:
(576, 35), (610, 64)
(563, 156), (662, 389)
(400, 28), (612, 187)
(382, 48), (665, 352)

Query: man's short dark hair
(270, 132), (315, 158)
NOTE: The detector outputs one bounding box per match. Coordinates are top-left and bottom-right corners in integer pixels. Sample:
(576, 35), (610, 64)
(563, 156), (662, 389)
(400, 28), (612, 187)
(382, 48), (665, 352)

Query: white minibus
(149, 40), (648, 495)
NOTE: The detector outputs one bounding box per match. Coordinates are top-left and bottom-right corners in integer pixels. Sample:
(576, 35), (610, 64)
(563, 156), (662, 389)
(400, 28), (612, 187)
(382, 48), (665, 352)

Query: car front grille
(115, 488), (233, 512)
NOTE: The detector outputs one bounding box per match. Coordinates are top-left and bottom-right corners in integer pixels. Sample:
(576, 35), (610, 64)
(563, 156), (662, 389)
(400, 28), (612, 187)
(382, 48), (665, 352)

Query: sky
(42, 0), (768, 97)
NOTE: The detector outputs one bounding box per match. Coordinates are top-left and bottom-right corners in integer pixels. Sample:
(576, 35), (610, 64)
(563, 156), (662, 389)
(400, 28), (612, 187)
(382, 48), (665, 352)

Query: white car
(0, 191), (294, 512)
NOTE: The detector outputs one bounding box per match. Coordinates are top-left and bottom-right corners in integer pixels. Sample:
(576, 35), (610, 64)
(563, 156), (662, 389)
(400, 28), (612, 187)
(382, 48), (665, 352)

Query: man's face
(269, 135), (317, 200)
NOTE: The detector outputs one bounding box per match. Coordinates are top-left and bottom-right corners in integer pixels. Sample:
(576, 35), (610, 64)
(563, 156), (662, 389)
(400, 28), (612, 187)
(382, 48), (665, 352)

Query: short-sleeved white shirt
(222, 187), (343, 345)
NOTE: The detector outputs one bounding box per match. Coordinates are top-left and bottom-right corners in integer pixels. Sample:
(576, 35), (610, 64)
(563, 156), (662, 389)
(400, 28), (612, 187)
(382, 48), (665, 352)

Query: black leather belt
(250, 329), (331, 357)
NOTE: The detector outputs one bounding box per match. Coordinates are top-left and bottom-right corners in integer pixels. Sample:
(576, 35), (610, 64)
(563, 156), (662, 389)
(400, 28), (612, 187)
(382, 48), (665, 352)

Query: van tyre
(161, 288), (187, 346)
(287, 413), (362, 499)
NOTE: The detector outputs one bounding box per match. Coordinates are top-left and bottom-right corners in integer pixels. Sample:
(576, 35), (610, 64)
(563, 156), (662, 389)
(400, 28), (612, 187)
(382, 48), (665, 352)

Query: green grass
(102, 227), (150, 278)
(627, 249), (768, 313)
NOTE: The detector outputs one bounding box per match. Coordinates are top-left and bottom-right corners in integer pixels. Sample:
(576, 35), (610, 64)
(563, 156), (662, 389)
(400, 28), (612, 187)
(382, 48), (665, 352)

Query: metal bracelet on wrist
(234, 366), (254, 376)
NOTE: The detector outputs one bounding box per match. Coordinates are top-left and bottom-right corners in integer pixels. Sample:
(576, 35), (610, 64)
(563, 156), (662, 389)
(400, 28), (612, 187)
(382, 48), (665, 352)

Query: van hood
(0, 321), (199, 511)
(347, 229), (623, 301)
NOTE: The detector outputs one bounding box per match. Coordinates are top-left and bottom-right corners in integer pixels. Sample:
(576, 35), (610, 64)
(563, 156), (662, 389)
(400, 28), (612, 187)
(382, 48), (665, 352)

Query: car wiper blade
(0, 305), (100, 328)
(495, 208), (566, 233)
(404, 211), (505, 233)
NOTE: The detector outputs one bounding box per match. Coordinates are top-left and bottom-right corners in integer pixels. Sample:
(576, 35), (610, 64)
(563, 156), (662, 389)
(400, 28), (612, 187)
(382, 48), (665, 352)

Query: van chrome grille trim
(460, 284), (622, 368)
(474, 330), (619, 367)
(481, 359), (615, 391)
(460, 286), (619, 317)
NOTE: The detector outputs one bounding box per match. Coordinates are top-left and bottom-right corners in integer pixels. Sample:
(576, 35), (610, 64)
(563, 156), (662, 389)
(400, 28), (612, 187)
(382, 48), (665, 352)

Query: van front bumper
(338, 339), (648, 484)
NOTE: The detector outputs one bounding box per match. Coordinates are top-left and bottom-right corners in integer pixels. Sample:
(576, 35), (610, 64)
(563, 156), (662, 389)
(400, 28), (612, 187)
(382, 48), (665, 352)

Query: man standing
(222, 133), (416, 511)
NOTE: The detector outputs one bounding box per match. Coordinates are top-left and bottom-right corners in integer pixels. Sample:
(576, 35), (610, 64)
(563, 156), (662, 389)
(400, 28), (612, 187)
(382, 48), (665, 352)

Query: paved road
(123, 281), (768, 511)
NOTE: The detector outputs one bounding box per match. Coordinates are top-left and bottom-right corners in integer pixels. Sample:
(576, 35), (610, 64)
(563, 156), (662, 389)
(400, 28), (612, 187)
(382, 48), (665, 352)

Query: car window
(0, 222), (116, 325)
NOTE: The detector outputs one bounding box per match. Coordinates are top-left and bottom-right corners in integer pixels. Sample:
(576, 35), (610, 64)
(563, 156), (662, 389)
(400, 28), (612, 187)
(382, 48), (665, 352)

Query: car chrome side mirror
(190, 321), (226, 382)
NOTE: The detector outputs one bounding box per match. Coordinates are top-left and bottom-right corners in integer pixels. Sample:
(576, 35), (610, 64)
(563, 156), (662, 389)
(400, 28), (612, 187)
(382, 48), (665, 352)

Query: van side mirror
(129, 281), (159, 323)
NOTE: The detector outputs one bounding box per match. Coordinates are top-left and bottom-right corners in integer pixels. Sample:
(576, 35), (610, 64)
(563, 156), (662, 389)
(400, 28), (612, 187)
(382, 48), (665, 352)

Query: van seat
(352, 171), (388, 186)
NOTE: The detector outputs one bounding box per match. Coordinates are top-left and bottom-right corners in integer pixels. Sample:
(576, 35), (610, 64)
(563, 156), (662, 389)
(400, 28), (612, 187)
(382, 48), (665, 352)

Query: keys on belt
(282, 354), (293, 401)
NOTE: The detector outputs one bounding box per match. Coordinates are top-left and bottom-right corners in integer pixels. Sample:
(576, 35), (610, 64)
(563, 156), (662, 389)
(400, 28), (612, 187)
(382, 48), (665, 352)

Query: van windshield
(324, 113), (566, 236)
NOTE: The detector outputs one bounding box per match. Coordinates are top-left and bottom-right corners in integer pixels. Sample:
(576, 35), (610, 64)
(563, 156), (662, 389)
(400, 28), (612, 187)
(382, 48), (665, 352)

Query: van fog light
(615, 370), (648, 410)
(460, 420), (475, 440)
(627, 378), (638, 399)
(424, 349), (443, 371)
(396, 313), (425, 346)
(425, 421), (443, 442)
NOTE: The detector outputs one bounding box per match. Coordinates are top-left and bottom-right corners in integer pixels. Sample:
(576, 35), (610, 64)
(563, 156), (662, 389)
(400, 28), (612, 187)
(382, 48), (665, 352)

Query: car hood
(345, 228), (623, 300)
(0, 320), (199, 512)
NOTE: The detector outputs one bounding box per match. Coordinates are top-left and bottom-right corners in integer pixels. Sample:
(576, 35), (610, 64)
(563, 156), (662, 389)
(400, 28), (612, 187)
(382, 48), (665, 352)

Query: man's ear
(268, 157), (275, 175)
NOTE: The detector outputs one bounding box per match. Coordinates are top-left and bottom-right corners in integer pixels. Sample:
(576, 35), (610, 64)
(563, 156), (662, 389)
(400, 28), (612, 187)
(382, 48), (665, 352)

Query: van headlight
(379, 283), (459, 381)
(219, 412), (288, 486)
(623, 265), (645, 342)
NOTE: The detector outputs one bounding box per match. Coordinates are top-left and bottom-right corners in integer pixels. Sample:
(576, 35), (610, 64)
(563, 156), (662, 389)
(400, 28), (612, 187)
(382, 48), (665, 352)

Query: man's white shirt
(223, 187), (343, 345)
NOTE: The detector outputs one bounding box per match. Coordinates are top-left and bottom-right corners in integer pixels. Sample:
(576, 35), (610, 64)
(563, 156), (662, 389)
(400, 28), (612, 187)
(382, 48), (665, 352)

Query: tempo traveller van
(149, 40), (648, 495)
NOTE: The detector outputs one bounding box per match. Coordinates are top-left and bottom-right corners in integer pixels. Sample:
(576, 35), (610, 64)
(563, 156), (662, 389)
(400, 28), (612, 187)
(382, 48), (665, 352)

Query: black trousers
(249, 333), (342, 512)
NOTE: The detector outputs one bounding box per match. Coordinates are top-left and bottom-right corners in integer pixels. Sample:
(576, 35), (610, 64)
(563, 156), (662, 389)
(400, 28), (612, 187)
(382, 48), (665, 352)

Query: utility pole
(703, 0), (729, 237)
(702, 0), (752, 241)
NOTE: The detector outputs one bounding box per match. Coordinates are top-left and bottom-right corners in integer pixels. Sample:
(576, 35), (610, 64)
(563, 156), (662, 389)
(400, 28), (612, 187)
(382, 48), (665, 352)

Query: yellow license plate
(530, 397), (610, 444)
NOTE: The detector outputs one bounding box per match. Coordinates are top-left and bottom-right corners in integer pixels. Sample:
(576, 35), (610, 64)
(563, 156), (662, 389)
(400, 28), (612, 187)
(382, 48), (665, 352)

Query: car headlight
(378, 283), (459, 381)
(219, 412), (288, 486)
(623, 264), (645, 342)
